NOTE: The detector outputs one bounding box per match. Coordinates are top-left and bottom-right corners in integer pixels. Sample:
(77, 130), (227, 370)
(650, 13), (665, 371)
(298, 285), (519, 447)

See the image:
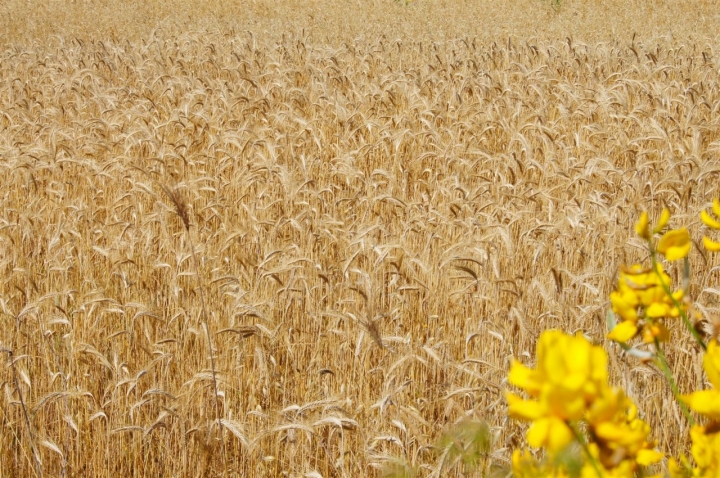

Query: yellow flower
(508, 361), (542, 397)
(509, 330), (608, 402)
(680, 340), (720, 421)
(610, 287), (639, 323)
(700, 209), (720, 229)
(579, 442), (661, 478)
(512, 449), (572, 478)
(507, 330), (610, 454)
(526, 416), (574, 452)
(508, 331), (662, 476)
(702, 236), (720, 252)
(680, 390), (720, 421)
(670, 426), (720, 477)
(635, 211), (651, 239)
(621, 263), (671, 302)
(607, 321), (638, 342)
(668, 456), (695, 478)
(506, 392), (544, 421)
(653, 208), (671, 233)
(636, 448), (664, 466)
(511, 450), (540, 478)
(704, 340), (720, 387)
(586, 390), (663, 473)
(641, 321), (669, 343)
(689, 425), (720, 474)
(608, 263), (685, 343)
(542, 332), (607, 393)
(677, 342), (720, 475)
(701, 200), (720, 252)
(701, 199), (720, 229)
(657, 228), (691, 261)
(507, 385), (586, 449)
(514, 443), (662, 478)
(635, 209), (672, 238)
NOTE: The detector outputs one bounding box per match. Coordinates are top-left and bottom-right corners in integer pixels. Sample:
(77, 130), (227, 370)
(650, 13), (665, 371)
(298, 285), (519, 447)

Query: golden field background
(2, 0), (720, 476)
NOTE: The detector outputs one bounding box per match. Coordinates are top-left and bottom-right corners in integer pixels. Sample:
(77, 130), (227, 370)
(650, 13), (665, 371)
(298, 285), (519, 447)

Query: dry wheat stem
(2, 347), (43, 478)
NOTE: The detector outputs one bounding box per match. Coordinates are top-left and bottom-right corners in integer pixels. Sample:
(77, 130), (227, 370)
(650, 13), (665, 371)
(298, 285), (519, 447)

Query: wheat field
(2, 1), (720, 476)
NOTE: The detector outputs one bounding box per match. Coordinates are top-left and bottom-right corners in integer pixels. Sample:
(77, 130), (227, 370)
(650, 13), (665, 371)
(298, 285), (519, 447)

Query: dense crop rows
(2, 2), (720, 476)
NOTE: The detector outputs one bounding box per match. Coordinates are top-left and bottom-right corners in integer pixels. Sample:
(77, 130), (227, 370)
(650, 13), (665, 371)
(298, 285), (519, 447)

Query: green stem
(653, 338), (695, 426)
(570, 423), (602, 478)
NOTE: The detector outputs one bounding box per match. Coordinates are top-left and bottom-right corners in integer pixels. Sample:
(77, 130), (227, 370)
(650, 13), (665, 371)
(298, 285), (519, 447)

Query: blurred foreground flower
(507, 330), (661, 476)
(507, 330), (607, 452)
(670, 341), (720, 477)
(680, 340), (720, 421)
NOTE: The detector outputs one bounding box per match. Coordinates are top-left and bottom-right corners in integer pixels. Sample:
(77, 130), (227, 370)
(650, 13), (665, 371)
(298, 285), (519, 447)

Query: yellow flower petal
(607, 321), (638, 342)
(645, 303), (668, 318)
(595, 421), (646, 447)
(703, 236), (720, 252)
(511, 450), (538, 478)
(527, 416), (573, 453)
(668, 457), (689, 478)
(679, 390), (720, 421)
(690, 424), (720, 471)
(508, 360), (542, 395)
(642, 322), (669, 343)
(653, 208), (671, 233)
(506, 392), (545, 421)
(637, 448), (664, 466)
(657, 228), (691, 261)
(713, 198), (720, 218)
(701, 210), (720, 229)
(703, 340), (720, 390)
(635, 211), (650, 239)
(610, 290), (639, 322)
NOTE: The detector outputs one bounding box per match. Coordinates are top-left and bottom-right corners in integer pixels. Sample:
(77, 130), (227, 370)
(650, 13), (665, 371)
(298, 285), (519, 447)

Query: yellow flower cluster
(634, 208), (691, 259)
(507, 330), (662, 476)
(607, 210), (690, 344)
(608, 263), (685, 343)
(635, 209), (692, 260)
(670, 340), (720, 477)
